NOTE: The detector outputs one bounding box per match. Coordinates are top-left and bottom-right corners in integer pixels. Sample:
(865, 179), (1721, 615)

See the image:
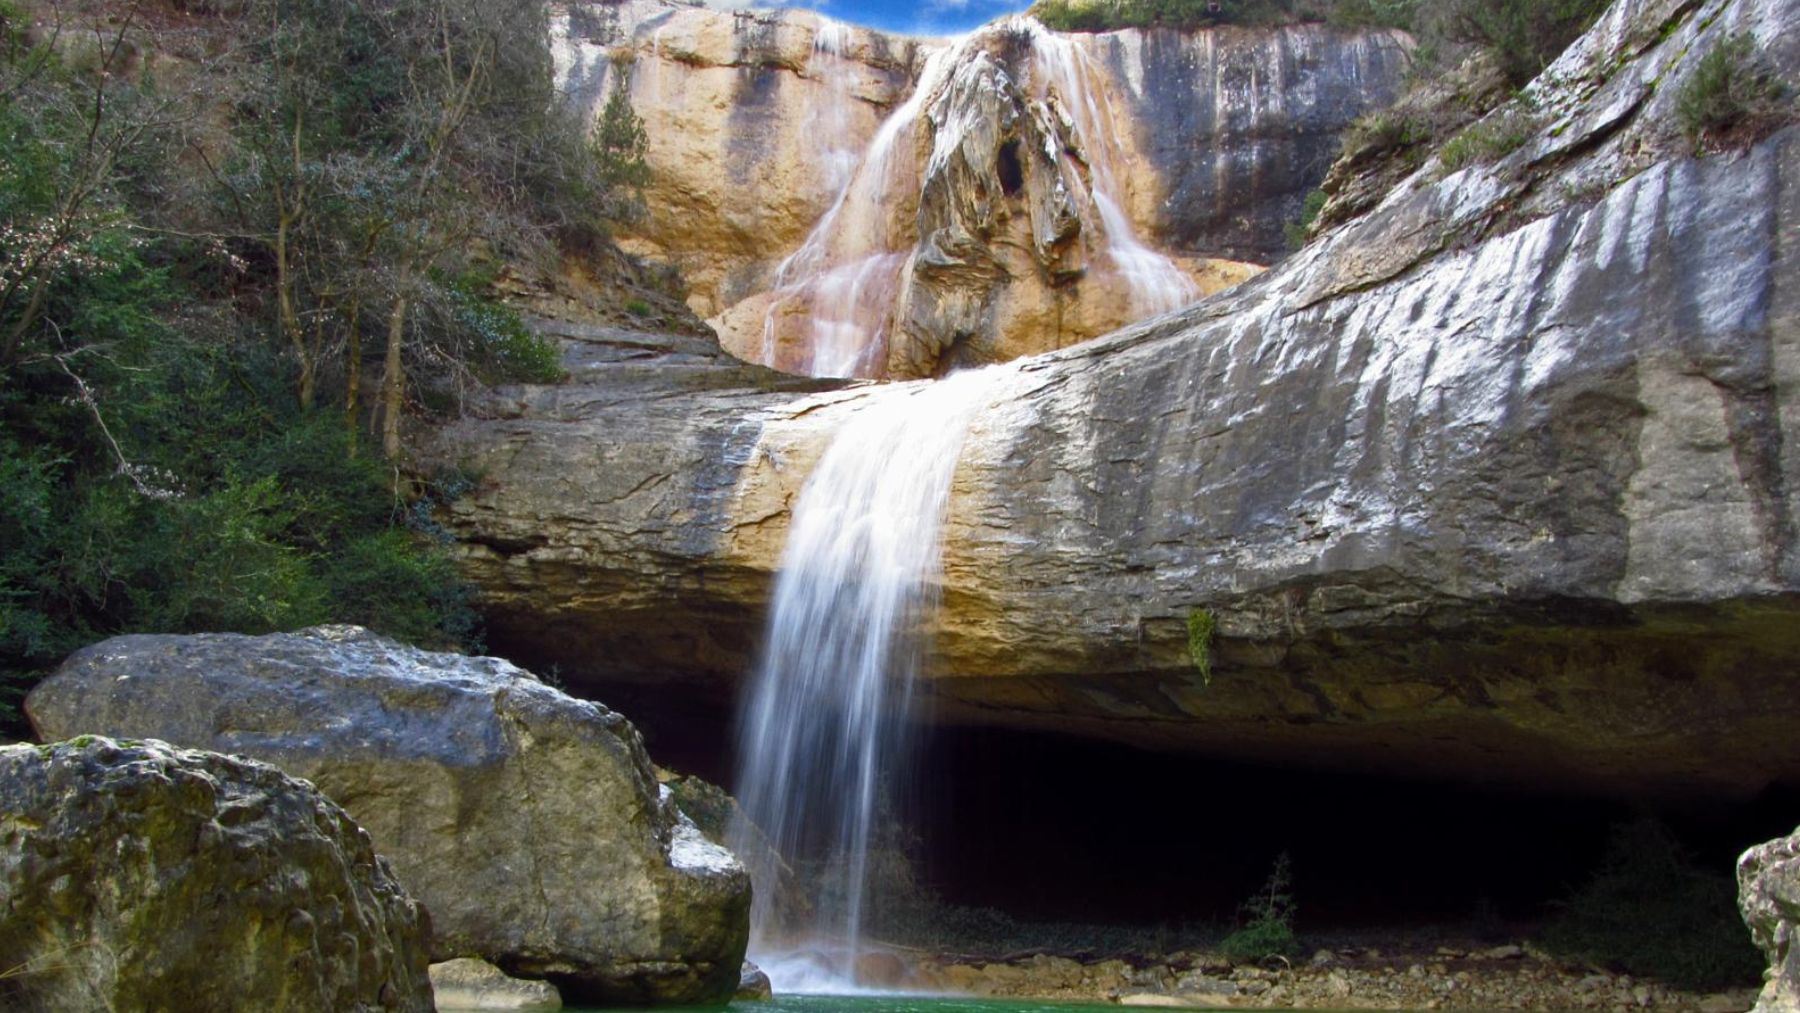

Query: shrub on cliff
(1677, 32), (1790, 150)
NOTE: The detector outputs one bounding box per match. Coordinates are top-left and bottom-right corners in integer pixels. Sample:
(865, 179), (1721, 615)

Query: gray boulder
(0, 736), (433, 1013)
(1740, 828), (1800, 1013)
(26, 626), (751, 1006)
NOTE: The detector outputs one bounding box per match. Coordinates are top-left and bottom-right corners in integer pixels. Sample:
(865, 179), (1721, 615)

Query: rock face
(1741, 828), (1800, 1013)
(26, 626), (751, 1006)
(435, 0), (1800, 800)
(556, 2), (1409, 377)
(0, 736), (433, 1013)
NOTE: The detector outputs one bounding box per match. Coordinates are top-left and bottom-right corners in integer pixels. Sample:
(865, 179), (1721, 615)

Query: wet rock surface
(1739, 827), (1800, 1013)
(435, 0), (1800, 800)
(0, 737), (434, 1013)
(26, 626), (752, 1006)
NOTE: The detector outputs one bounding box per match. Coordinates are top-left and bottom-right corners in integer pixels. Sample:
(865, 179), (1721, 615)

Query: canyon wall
(435, 0), (1800, 800)
(553, 1), (1411, 377)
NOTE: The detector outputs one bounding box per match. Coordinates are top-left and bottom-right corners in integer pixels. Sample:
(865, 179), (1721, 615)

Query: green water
(583, 998), (1172, 1013)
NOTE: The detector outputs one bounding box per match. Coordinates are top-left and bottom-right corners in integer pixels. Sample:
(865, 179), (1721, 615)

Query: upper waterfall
(551, 4), (1413, 379)
(725, 16), (1214, 380)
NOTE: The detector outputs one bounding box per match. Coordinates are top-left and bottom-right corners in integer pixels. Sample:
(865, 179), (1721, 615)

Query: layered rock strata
(0, 737), (434, 1013)
(437, 0), (1800, 800)
(26, 626), (751, 1006)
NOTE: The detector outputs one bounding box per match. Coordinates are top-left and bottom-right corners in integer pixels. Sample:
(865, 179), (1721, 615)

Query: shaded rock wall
(435, 0), (1800, 800)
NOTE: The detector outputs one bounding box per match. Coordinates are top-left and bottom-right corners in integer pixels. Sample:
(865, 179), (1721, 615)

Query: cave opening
(997, 139), (1025, 197)
(587, 680), (1795, 936)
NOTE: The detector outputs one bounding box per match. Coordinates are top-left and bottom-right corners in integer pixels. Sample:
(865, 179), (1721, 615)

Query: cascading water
(744, 17), (1199, 379)
(1024, 24), (1201, 317)
(730, 367), (1005, 993)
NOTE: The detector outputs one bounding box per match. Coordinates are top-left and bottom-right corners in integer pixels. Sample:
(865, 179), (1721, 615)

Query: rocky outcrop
(26, 626), (751, 1006)
(0, 737), (433, 1013)
(436, 0), (1800, 800)
(430, 959), (563, 1012)
(556, 2), (1409, 377)
(1741, 828), (1800, 1013)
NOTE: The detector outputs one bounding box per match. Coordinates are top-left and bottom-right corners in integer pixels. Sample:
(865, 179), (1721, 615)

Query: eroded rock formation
(437, 0), (1800, 800)
(26, 626), (751, 1006)
(0, 737), (434, 1013)
(556, 2), (1410, 377)
(1741, 828), (1800, 1013)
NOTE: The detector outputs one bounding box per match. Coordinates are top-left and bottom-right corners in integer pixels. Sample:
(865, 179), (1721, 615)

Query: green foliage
(1676, 33), (1789, 149)
(1442, 0), (1610, 87)
(593, 56), (651, 221)
(1342, 109), (1432, 158)
(444, 277), (564, 384)
(1540, 819), (1764, 990)
(1437, 109), (1540, 172)
(1283, 188), (1328, 250)
(1186, 608), (1216, 684)
(1220, 852), (1299, 963)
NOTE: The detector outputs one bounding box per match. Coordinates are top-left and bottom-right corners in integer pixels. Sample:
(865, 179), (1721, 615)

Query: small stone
(736, 962), (773, 1002)
(1311, 948), (1339, 967)
(1480, 945), (1526, 960)
(430, 959), (562, 1011)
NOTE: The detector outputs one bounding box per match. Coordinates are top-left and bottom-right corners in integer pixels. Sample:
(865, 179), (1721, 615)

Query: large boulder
(429, 0), (1800, 802)
(0, 736), (433, 1013)
(26, 626), (751, 1006)
(1741, 828), (1800, 1013)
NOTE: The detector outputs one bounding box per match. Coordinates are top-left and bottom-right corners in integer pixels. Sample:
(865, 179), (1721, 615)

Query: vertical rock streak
(730, 368), (1005, 990)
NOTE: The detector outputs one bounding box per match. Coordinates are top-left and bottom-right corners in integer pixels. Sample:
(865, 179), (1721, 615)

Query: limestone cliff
(437, 0), (1800, 800)
(555, 2), (1411, 378)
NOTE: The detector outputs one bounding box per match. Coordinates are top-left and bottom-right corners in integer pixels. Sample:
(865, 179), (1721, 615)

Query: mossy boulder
(0, 736), (434, 1012)
(26, 626), (751, 1006)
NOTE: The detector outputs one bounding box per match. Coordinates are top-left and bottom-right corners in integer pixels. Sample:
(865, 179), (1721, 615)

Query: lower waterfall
(730, 367), (1006, 992)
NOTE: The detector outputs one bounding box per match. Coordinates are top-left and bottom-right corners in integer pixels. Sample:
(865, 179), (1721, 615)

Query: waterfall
(739, 17), (1199, 379)
(730, 367), (1004, 992)
(1024, 23), (1202, 317)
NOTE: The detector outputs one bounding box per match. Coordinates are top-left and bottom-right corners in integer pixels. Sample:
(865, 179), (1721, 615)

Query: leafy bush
(1443, 0), (1609, 87)
(1283, 188), (1328, 250)
(1540, 819), (1764, 990)
(1437, 109), (1540, 172)
(1676, 32), (1789, 149)
(1220, 852), (1299, 963)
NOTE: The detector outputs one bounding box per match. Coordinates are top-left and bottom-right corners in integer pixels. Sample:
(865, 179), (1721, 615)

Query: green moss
(1186, 608), (1216, 685)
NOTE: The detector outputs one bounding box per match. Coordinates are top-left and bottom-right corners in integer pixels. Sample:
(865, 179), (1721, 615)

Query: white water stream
(731, 368), (1005, 992)
(726, 17), (1197, 996)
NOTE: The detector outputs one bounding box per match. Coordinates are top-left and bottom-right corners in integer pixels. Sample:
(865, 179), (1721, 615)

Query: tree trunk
(381, 295), (408, 461)
(343, 299), (362, 454)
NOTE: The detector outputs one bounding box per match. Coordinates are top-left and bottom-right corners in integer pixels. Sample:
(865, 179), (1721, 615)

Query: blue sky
(761, 0), (1035, 36)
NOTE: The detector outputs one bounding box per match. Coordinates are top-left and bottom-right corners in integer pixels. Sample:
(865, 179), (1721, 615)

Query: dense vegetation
(0, 0), (647, 733)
